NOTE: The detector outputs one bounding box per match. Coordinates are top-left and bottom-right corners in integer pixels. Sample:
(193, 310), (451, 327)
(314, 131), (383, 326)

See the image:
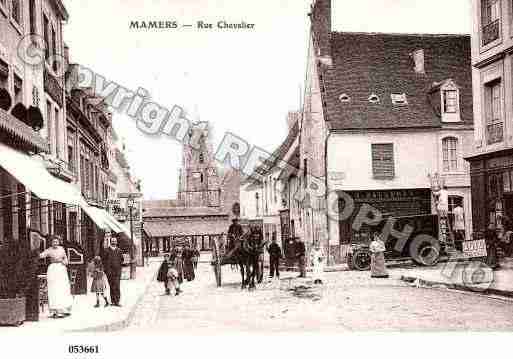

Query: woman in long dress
(40, 235), (73, 318)
(370, 233), (389, 278)
(311, 242), (325, 284)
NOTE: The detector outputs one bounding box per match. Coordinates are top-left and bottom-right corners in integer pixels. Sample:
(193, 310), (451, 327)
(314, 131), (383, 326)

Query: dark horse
(223, 227), (266, 289)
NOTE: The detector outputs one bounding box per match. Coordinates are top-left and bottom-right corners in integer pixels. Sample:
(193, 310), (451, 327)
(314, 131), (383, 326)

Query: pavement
(393, 258), (513, 297)
(0, 259), (161, 333)
(127, 260), (513, 332)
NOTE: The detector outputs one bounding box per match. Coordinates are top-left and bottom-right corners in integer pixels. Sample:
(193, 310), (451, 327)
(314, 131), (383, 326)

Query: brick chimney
(309, 0), (331, 60)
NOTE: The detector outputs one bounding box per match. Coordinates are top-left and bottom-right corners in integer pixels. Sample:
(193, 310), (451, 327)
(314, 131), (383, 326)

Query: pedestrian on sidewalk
(370, 233), (389, 278)
(192, 246), (200, 269)
(311, 241), (325, 284)
(157, 254), (174, 295)
(89, 256), (109, 308)
(183, 243), (195, 281)
(485, 222), (501, 271)
(39, 235), (73, 318)
(268, 237), (282, 279)
(103, 236), (124, 307)
(296, 238), (306, 278)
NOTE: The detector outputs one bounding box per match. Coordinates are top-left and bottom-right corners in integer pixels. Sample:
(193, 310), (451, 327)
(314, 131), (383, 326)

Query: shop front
(338, 188), (432, 246)
(468, 149), (513, 258)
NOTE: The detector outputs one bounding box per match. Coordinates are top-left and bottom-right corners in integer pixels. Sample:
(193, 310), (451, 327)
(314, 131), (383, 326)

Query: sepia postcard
(0, 0), (512, 357)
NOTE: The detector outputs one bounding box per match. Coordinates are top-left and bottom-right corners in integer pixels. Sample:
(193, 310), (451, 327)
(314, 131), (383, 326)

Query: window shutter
(372, 144), (395, 179)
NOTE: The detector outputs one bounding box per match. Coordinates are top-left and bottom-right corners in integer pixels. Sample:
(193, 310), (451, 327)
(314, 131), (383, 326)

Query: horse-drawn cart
(211, 234), (265, 288)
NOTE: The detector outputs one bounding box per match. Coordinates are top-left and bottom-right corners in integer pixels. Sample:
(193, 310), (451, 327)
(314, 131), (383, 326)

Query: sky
(62, 0), (472, 200)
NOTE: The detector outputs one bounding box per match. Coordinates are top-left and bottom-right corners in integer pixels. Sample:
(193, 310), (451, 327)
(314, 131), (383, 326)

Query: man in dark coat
(103, 236), (124, 306)
(227, 218), (243, 251)
(182, 243), (195, 281)
(296, 239), (306, 278)
(267, 237), (282, 279)
(157, 254), (172, 295)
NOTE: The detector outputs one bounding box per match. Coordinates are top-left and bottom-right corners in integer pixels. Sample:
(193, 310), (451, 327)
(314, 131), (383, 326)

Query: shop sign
(462, 239), (487, 258)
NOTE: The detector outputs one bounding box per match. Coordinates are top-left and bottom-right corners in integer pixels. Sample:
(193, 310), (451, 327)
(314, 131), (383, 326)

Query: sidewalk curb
(399, 275), (513, 299)
(66, 266), (159, 333)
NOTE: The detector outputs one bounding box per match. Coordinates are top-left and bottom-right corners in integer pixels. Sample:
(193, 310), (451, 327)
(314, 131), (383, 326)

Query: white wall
(327, 130), (437, 191)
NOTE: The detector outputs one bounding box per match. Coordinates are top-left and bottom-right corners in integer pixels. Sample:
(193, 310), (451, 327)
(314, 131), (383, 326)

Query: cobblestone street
(127, 262), (513, 332)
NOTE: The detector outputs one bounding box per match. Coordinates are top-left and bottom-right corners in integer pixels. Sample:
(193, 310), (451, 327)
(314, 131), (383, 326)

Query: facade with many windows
(467, 0), (513, 237)
(285, 0), (476, 263)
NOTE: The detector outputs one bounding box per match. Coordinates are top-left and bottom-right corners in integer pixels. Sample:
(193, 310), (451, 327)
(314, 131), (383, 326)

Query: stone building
(143, 122), (240, 252)
(467, 0), (513, 245)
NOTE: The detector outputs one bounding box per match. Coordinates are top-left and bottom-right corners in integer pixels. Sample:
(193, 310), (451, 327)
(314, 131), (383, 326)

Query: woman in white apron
(40, 236), (73, 318)
(311, 242), (325, 284)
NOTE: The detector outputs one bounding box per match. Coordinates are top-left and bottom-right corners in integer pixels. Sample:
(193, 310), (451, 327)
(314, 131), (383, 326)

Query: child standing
(90, 256), (109, 307)
(167, 258), (182, 296)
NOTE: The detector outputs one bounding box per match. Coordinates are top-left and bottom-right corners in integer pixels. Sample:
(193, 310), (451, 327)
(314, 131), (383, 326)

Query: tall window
(303, 159), (308, 188)
(67, 131), (75, 172)
(486, 80), (503, 144)
(443, 90), (458, 113)
(371, 143), (395, 179)
(442, 137), (458, 172)
(51, 26), (57, 71)
(30, 195), (42, 232)
(43, 15), (50, 62)
(46, 100), (52, 144)
(29, 0), (37, 34)
(11, 0), (21, 26)
(54, 107), (60, 157)
(255, 192), (260, 216)
(481, 0), (501, 45)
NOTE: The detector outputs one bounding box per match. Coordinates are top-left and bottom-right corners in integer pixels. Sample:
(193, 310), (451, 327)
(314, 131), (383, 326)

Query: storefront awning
(0, 142), (81, 205)
(80, 201), (130, 237)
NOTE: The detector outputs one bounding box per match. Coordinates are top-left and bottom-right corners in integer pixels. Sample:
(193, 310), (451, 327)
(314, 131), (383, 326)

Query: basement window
(391, 93), (408, 106)
(368, 93), (380, 104)
(339, 93), (351, 103)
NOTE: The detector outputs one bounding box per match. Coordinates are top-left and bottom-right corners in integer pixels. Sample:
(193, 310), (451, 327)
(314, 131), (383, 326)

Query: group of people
(38, 234), (126, 318)
(156, 244), (199, 295)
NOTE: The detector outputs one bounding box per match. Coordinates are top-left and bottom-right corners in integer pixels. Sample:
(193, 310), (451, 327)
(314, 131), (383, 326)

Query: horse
(223, 227), (266, 290)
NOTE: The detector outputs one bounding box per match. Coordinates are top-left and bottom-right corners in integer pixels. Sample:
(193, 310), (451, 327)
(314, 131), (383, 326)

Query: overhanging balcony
(0, 108), (49, 152)
(482, 19), (500, 46)
(44, 67), (64, 107)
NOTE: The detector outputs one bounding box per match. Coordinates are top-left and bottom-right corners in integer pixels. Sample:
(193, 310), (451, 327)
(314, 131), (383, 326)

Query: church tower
(177, 121), (221, 207)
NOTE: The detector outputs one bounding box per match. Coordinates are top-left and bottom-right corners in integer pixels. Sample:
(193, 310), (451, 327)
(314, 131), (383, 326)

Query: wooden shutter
(372, 143), (395, 179)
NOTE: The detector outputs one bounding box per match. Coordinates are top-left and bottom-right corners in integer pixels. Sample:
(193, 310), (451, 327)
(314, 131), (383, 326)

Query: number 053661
(68, 345), (99, 354)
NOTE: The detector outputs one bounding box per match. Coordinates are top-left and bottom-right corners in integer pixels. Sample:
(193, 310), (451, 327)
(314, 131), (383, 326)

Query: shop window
(442, 137), (458, 172)
(30, 195), (42, 232)
(485, 79), (503, 144)
(448, 195), (464, 229)
(481, 0), (501, 46)
(371, 143), (395, 179)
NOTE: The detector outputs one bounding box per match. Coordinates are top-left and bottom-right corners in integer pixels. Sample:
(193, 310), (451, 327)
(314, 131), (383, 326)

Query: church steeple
(178, 121), (221, 207)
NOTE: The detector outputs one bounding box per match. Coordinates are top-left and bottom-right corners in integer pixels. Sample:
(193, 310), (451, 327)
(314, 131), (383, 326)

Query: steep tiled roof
(244, 120), (300, 184)
(321, 32), (473, 130)
(143, 206), (228, 219)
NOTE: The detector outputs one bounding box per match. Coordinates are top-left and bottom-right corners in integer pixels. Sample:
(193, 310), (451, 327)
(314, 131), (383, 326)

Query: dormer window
(391, 93), (408, 106)
(443, 90), (458, 113)
(440, 80), (461, 123)
(339, 93), (351, 103)
(368, 93), (380, 104)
